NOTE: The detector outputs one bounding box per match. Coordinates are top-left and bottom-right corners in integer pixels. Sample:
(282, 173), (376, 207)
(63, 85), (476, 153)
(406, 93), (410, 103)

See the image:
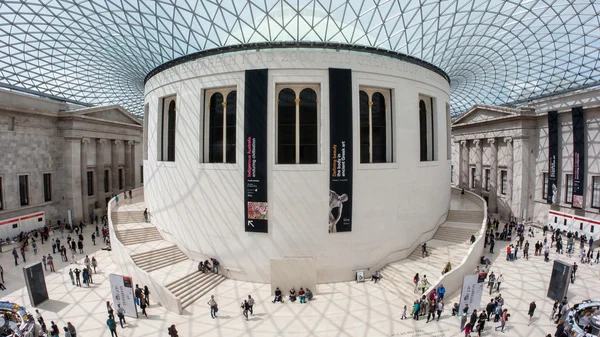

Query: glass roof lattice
(0, 0), (599, 117)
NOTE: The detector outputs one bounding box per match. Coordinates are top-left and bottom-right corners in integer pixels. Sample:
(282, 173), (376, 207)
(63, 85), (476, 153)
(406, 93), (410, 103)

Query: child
(401, 305), (407, 319)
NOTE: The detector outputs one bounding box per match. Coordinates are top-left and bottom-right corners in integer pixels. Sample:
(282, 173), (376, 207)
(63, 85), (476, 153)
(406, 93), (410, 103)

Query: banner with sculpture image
(547, 111), (558, 204)
(328, 68), (353, 233)
(572, 107), (584, 208)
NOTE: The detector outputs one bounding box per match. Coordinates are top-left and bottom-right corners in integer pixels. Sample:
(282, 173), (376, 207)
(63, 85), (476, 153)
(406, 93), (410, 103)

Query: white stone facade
(144, 47), (453, 283)
(0, 90), (143, 225)
(451, 88), (600, 225)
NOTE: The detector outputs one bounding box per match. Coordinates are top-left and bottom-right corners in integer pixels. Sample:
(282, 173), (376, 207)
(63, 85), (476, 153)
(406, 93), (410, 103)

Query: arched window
(277, 88), (297, 164)
(419, 100), (428, 162)
(167, 100), (176, 161)
(299, 88), (318, 164)
(419, 95), (436, 162)
(277, 85), (319, 164)
(158, 95), (176, 162)
(204, 88), (237, 163)
(359, 88), (393, 163)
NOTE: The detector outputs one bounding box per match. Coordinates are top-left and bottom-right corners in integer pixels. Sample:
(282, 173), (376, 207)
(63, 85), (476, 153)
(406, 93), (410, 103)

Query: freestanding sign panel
(459, 274), (484, 314)
(572, 107), (585, 208)
(547, 260), (572, 301)
(23, 262), (49, 306)
(109, 274), (138, 318)
(547, 110), (559, 204)
(244, 69), (269, 233)
(328, 68), (353, 233)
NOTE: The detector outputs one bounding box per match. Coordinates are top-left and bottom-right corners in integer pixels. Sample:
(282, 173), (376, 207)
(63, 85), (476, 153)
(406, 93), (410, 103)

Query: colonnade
(457, 137), (513, 215)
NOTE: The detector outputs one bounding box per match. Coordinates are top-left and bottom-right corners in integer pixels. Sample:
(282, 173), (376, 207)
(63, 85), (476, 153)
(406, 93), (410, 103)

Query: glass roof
(1, 0), (599, 117)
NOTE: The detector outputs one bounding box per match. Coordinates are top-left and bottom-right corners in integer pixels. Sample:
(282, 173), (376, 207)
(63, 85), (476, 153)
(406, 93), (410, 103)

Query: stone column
(504, 137), (514, 217)
(63, 138), (83, 224)
(459, 140), (468, 189)
(124, 141), (132, 190)
(95, 139), (107, 211)
(474, 139), (482, 195)
(111, 140), (122, 195)
(80, 137), (91, 223)
(129, 141), (136, 188)
(488, 138), (498, 214)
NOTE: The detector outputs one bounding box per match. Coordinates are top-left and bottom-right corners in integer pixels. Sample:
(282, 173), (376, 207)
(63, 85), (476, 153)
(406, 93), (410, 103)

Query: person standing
(139, 296), (148, 318)
(208, 295), (218, 319)
(489, 237), (495, 254)
(91, 232), (96, 245)
(247, 295), (254, 315)
(69, 269), (75, 285)
(436, 300), (443, 321)
(35, 309), (47, 333)
(92, 256), (98, 273)
(52, 239), (56, 254)
(241, 300), (250, 320)
(50, 321), (59, 337)
(486, 298), (496, 321)
(134, 284), (143, 306)
(413, 273), (420, 293)
(527, 301), (536, 326)
(67, 322), (77, 337)
(144, 285), (150, 306)
(74, 268), (81, 287)
(42, 255), (48, 271)
(12, 247), (19, 266)
(0, 265), (3, 283)
(168, 324), (178, 337)
(47, 254), (55, 272)
(106, 315), (118, 337)
(32, 240), (37, 255)
(116, 304), (126, 328)
(495, 274), (503, 292)
(494, 309), (508, 332)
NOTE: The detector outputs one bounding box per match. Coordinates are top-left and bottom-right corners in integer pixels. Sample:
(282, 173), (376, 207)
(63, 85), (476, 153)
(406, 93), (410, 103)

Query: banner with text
(244, 69), (269, 233)
(547, 111), (559, 204)
(108, 274), (138, 318)
(572, 107), (585, 208)
(328, 68), (353, 233)
(458, 274), (485, 315)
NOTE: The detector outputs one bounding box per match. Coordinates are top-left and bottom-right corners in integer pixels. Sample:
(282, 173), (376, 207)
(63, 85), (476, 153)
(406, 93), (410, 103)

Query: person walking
(48, 254), (55, 272)
(208, 295), (218, 319)
(495, 274), (503, 292)
(92, 256), (98, 273)
(12, 247), (19, 266)
(50, 321), (59, 337)
(67, 322), (77, 337)
(168, 324), (178, 337)
(116, 304), (126, 328)
(107, 315), (118, 337)
(494, 309), (508, 332)
(134, 285), (143, 306)
(139, 296), (148, 318)
(42, 255), (48, 271)
(91, 232), (96, 245)
(69, 269), (75, 285)
(436, 300), (443, 321)
(413, 273), (420, 293)
(241, 300), (250, 320)
(247, 295), (255, 315)
(527, 301), (536, 326)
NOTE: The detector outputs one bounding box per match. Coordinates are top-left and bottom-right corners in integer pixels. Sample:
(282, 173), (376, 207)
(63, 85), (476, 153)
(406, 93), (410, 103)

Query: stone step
(140, 255), (189, 273)
(115, 227), (162, 245)
(168, 271), (212, 294)
(179, 274), (226, 309)
(446, 210), (484, 223)
(130, 245), (179, 259)
(133, 249), (187, 269)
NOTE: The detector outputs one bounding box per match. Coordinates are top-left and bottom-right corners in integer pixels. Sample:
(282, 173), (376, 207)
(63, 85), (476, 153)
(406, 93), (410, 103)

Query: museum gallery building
(143, 44), (453, 283)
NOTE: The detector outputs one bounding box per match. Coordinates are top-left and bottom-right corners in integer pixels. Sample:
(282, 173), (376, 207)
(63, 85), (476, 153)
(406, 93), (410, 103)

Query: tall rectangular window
(0, 176), (4, 210)
(104, 169), (110, 193)
(359, 88), (393, 163)
(542, 172), (549, 200)
(276, 85), (319, 164)
(118, 168), (124, 190)
(140, 165), (144, 184)
(158, 96), (176, 162)
(565, 174), (573, 204)
(419, 95), (436, 162)
(43, 173), (52, 202)
(592, 176), (600, 209)
(470, 167), (476, 189)
(204, 89), (237, 163)
(451, 165), (454, 183)
(501, 170), (507, 195)
(18, 175), (29, 206)
(484, 168), (490, 191)
(87, 171), (94, 196)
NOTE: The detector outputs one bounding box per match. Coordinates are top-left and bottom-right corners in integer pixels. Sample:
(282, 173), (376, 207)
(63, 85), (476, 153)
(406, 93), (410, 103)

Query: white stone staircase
(110, 193), (226, 313)
(379, 207), (483, 303)
(166, 271), (226, 309)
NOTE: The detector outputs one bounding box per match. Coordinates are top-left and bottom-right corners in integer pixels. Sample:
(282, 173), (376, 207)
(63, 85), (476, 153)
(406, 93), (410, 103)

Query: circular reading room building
(143, 43), (453, 284)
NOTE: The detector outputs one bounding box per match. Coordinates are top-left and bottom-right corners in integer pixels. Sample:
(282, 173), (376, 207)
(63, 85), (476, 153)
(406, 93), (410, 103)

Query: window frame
(104, 169), (110, 193)
(118, 168), (124, 190)
(418, 94), (437, 162)
(484, 168), (490, 191)
(158, 95), (177, 162)
(275, 84), (321, 165)
(43, 172), (52, 202)
(470, 166), (476, 189)
(0, 175), (4, 210)
(140, 165), (144, 184)
(87, 171), (94, 196)
(203, 87), (237, 164)
(358, 87), (394, 164)
(18, 174), (29, 206)
(500, 170), (507, 195)
(451, 165), (454, 184)
(592, 176), (600, 209)
(565, 173), (573, 204)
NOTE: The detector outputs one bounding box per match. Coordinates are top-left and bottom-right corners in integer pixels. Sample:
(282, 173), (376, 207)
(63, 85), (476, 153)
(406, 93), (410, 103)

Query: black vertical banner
(328, 68), (353, 233)
(547, 111), (558, 204)
(244, 69), (268, 233)
(572, 106), (585, 208)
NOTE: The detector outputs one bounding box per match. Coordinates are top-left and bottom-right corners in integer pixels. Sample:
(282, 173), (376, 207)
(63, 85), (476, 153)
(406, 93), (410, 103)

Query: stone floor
(1, 222), (598, 337)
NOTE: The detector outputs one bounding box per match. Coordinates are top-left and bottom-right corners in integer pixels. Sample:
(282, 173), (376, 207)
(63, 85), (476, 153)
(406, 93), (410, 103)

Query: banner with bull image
(244, 69), (269, 233)
(572, 107), (585, 208)
(328, 68), (353, 233)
